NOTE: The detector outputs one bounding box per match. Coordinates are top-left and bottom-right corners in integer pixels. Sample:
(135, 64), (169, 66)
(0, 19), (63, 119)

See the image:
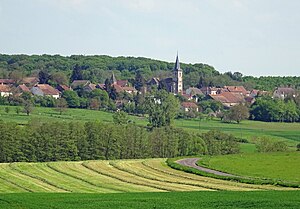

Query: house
(17, 84), (31, 93)
(224, 86), (248, 96)
(273, 87), (296, 99)
(185, 87), (204, 102)
(83, 83), (96, 92)
(0, 84), (12, 97)
(209, 92), (244, 107)
(249, 89), (259, 98)
(31, 84), (60, 99)
(71, 80), (90, 89)
(21, 77), (39, 86)
(147, 77), (160, 90)
(200, 87), (221, 95)
(109, 74), (137, 95)
(0, 79), (15, 85)
(57, 84), (71, 92)
(181, 102), (199, 112)
(117, 80), (129, 87)
(122, 86), (137, 94)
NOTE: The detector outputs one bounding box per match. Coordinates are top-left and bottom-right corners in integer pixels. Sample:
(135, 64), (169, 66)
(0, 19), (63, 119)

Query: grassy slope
(1, 105), (300, 147)
(0, 191), (300, 209)
(199, 152), (300, 184)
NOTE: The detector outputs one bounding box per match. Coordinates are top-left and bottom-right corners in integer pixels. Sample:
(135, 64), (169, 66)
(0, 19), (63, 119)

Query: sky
(0, 0), (299, 77)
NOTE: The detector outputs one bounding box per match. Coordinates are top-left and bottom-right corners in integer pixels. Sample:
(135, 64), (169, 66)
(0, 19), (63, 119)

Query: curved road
(176, 158), (238, 177)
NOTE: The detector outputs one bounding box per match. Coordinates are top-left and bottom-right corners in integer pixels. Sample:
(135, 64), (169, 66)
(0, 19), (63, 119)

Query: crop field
(199, 152), (300, 185)
(1, 105), (300, 147)
(1, 191), (300, 209)
(0, 158), (294, 194)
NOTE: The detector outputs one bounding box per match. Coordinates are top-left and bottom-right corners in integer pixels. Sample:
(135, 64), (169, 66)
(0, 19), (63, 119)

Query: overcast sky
(0, 0), (299, 76)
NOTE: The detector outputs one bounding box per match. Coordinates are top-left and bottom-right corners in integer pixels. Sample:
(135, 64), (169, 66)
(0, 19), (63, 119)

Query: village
(0, 54), (297, 115)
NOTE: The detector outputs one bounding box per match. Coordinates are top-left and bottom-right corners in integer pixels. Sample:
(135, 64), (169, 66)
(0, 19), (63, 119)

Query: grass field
(199, 152), (300, 185)
(1, 105), (299, 148)
(1, 191), (300, 209)
(0, 158), (292, 194)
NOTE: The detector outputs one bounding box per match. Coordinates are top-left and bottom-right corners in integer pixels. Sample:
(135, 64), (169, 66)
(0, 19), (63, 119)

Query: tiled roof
(0, 84), (11, 92)
(35, 84), (60, 95)
(21, 77), (39, 84)
(18, 84), (30, 92)
(210, 92), (244, 104)
(181, 102), (198, 108)
(117, 80), (128, 87)
(0, 79), (15, 84)
(224, 86), (248, 95)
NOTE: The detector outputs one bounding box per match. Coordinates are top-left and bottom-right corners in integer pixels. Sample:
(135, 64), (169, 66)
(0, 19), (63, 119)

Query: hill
(1, 54), (300, 90)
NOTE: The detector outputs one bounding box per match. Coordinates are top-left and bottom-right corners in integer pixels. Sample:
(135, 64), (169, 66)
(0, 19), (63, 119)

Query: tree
(23, 101), (33, 115)
(144, 90), (179, 128)
(113, 111), (129, 125)
(134, 71), (145, 91)
(55, 98), (68, 115)
(228, 104), (249, 123)
(38, 70), (51, 84)
(62, 90), (80, 108)
(51, 72), (68, 85)
(89, 98), (100, 110)
(70, 64), (83, 81)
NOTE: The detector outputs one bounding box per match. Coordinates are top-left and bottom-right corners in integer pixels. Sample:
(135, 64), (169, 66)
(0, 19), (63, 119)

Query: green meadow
(199, 152), (300, 185)
(1, 105), (299, 148)
(0, 191), (299, 209)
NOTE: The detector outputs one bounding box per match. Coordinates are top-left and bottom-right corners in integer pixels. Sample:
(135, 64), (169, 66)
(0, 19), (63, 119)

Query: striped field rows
(0, 159), (295, 193)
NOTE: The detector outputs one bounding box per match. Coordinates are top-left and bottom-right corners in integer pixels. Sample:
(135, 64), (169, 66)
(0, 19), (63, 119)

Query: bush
(297, 143), (300, 151)
(254, 136), (288, 152)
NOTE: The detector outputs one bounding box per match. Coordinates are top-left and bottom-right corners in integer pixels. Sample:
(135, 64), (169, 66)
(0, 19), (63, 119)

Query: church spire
(174, 52), (180, 71)
(111, 72), (117, 84)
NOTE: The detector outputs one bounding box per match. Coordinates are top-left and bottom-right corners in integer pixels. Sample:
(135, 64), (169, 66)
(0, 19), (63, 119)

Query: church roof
(174, 54), (181, 71)
(111, 73), (117, 84)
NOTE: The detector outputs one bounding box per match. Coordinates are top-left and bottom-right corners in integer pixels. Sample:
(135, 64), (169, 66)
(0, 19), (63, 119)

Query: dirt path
(176, 158), (238, 177)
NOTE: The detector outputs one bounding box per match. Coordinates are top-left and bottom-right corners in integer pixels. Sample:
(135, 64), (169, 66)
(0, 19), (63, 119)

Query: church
(147, 54), (183, 95)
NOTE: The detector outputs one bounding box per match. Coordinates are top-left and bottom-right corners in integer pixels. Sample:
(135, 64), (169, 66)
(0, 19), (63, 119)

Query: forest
(1, 54), (300, 90)
(0, 120), (240, 163)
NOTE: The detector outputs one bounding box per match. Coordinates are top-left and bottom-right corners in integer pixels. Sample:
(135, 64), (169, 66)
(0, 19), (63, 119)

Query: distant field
(199, 152), (300, 185)
(0, 158), (290, 193)
(1, 191), (300, 209)
(1, 105), (300, 147)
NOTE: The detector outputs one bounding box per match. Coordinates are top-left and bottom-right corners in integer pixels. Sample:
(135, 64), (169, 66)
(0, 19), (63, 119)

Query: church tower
(173, 53), (183, 94)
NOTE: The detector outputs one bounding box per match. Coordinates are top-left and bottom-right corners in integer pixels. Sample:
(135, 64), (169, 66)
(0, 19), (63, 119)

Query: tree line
(0, 120), (240, 163)
(1, 54), (300, 90)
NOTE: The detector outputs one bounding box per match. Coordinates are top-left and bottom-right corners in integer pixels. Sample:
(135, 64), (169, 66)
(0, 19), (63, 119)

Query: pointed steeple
(111, 72), (117, 84)
(174, 52), (181, 71)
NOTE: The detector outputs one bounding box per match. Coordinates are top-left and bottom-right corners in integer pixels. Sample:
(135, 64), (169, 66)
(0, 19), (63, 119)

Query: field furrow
(0, 164), (63, 192)
(83, 161), (209, 191)
(47, 162), (152, 193)
(0, 158), (295, 193)
(10, 163), (105, 193)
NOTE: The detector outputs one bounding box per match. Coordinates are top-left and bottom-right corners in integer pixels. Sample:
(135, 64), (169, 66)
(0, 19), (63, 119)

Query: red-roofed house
(181, 102), (199, 112)
(224, 86), (248, 96)
(57, 84), (71, 92)
(31, 84), (60, 99)
(117, 80), (128, 87)
(17, 84), (31, 93)
(210, 92), (245, 107)
(0, 79), (15, 85)
(0, 84), (12, 97)
(273, 87), (296, 99)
